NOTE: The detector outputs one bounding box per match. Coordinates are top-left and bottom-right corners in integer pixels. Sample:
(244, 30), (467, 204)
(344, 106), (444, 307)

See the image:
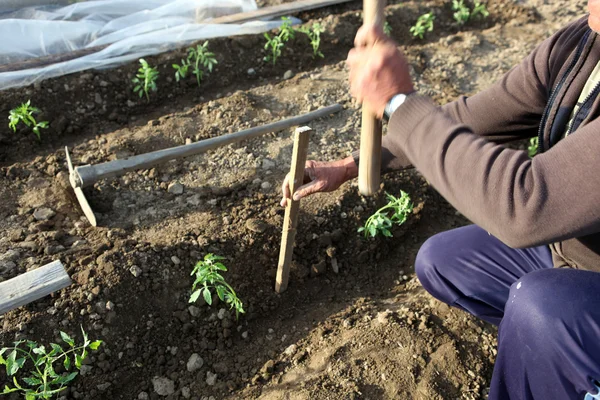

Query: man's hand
(280, 157), (358, 207)
(347, 24), (414, 118)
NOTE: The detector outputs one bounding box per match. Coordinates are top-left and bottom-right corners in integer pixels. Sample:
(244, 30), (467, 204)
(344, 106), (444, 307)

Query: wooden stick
(0, 261), (71, 315)
(275, 126), (311, 293)
(358, 0), (385, 196)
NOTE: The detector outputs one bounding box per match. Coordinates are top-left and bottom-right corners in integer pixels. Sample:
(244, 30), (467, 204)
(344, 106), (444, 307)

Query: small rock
(247, 68), (256, 76)
(0, 261), (16, 274)
(186, 353), (204, 372)
(171, 256), (181, 265)
(261, 181), (272, 190)
(188, 306), (201, 317)
(283, 70), (294, 80)
(206, 371), (217, 386)
(284, 344), (297, 356)
(181, 387), (191, 399)
(331, 258), (339, 274)
(186, 194), (202, 206)
(33, 208), (55, 221)
(127, 100), (136, 108)
(245, 219), (267, 233)
(217, 308), (227, 320)
(152, 376), (175, 396)
(167, 183), (184, 195)
(96, 382), (111, 391)
(130, 265), (142, 277)
(138, 392), (149, 400)
(262, 159), (275, 169)
(241, 331), (249, 339)
(106, 301), (115, 311)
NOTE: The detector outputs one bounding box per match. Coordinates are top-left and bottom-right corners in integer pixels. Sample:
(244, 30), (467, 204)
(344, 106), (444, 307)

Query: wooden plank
(275, 126), (311, 293)
(358, 0), (384, 196)
(0, 0), (353, 74)
(0, 261), (71, 315)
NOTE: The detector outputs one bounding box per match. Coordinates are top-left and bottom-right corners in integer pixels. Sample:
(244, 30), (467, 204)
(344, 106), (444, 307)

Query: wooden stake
(0, 261), (71, 315)
(275, 126), (311, 293)
(358, 0), (385, 196)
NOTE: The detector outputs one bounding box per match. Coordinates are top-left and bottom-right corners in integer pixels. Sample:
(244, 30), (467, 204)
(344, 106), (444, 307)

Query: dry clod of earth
(0, 0), (587, 399)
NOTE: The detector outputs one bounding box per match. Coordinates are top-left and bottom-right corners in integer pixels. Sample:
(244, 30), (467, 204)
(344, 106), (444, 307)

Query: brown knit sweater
(382, 16), (600, 271)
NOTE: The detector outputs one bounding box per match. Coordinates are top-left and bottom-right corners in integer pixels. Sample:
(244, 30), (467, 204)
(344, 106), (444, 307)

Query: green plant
(383, 21), (392, 36)
(187, 41), (218, 87)
(0, 327), (102, 399)
(172, 58), (190, 82)
(471, 1), (490, 19)
(452, 0), (471, 25)
(410, 12), (435, 39)
(190, 254), (245, 319)
(278, 16), (296, 42)
(263, 17), (298, 65)
(528, 137), (539, 157)
(358, 191), (413, 238)
(132, 58), (159, 102)
(299, 23), (325, 59)
(8, 100), (48, 140)
(263, 33), (285, 65)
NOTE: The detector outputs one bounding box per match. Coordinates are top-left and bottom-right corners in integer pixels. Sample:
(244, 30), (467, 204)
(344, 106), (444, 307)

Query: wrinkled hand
(347, 24), (414, 118)
(280, 157), (358, 207)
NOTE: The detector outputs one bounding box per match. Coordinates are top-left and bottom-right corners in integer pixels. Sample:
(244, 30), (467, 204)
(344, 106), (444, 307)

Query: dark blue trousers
(415, 225), (600, 400)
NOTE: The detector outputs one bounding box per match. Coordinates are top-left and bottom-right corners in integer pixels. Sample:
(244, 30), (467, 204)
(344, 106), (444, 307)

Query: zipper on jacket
(566, 80), (600, 135)
(537, 30), (591, 154)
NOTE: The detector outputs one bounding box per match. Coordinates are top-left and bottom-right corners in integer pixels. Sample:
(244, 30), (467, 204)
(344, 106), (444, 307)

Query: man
(280, 2), (600, 399)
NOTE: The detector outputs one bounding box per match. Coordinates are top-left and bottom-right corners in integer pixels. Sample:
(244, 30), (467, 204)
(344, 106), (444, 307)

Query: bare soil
(0, 1), (587, 399)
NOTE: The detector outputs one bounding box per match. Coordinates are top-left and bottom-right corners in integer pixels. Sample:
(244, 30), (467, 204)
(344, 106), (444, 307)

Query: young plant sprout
(132, 58), (159, 102)
(172, 58), (191, 82)
(264, 17), (295, 65)
(0, 327), (102, 399)
(471, 1), (490, 19)
(8, 100), (48, 140)
(359, 191), (413, 238)
(383, 21), (392, 36)
(299, 23), (325, 58)
(190, 254), (245, 319)
(410, 12), (435, 39)
(187, 41), (218, 87)
(279, 16), (296, 42)
(452, 0), (471, 25)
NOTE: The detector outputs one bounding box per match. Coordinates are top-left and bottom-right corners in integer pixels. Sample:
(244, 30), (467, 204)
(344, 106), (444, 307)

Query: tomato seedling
(299, 23), (325, 59)
(190, 254), (245, 319)
(187, 41), (218, 87)
(410, 12), (435, 39)
(132, 58), (159, 102)
(8, 100), (48, 140)
(0, 327), (102, 399)
(359, 191), (413, 238)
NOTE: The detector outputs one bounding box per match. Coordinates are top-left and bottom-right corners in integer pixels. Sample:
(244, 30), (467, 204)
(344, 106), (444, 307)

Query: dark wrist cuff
(351, 149), (360, 167)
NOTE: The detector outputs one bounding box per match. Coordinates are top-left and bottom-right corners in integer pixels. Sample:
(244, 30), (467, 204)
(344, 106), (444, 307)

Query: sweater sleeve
(388, 94), (600, 248)
(380, 16), (589, 172)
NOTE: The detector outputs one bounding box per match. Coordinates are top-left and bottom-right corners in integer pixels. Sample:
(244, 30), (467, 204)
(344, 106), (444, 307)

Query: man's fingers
(354, 24), (385, 48)
(292, 180), (322, 201)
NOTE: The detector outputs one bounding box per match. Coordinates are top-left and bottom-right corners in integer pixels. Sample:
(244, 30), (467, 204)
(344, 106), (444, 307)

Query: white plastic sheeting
(0, 0), (290, 90)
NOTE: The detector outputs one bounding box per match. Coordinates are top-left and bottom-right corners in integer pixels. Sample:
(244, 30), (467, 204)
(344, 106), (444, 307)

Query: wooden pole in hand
(358, 0), (385, 196)
(275, 126), (312, 293)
